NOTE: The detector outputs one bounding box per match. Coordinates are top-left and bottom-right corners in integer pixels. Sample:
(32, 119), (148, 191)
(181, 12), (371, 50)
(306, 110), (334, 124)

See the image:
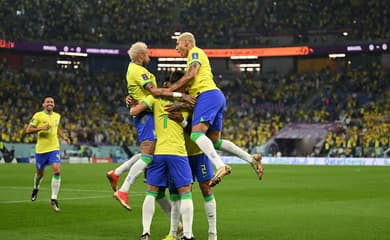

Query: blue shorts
(133, 112), (156, 144)
(192, 89), (226, 132)
(189, 154), (214, 182)
(35, 150), (61, 170)
(147, 155), (192, 189)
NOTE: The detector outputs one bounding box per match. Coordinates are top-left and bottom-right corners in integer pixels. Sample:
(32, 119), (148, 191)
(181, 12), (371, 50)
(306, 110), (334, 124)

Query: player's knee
(190, 131), (205, 142)
(213, 139), (222, 149)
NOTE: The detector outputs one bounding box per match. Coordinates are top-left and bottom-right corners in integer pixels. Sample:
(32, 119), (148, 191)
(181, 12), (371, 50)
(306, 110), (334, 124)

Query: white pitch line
(1, 195), (108, 204)
(0, 186), (145, 204)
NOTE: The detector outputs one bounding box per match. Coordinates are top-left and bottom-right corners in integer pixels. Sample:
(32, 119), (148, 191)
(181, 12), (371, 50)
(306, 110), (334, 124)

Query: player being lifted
(167, 32), (264, 186)
(106, 42), (194, 210)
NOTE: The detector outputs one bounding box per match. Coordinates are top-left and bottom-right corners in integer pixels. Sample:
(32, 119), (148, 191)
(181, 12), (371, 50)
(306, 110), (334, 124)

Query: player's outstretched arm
(129, 102), (148, 117)
(145, 83), (196, 105)
(168, 62), (200, 92)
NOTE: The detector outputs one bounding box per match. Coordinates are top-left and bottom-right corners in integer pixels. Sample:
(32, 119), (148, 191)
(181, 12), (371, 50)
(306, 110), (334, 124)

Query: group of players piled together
(26, 32), (264, 240)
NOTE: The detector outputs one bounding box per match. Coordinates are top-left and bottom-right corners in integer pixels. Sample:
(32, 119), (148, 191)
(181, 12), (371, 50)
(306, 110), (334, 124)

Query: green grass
(1, 163), (390, 240)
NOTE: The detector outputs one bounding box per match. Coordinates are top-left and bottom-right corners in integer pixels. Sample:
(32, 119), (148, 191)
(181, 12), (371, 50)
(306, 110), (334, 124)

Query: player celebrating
(129, 73), (195, 240)
(106, 41), (194, 210)
(168, 32), (263, 187)
(26, 95), (71, 212)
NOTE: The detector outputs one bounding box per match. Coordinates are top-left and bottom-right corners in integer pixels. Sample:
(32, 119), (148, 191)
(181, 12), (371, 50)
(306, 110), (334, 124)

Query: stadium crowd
(0, 57), (388, 157)
(0, 0), (388, 47)
(0, 1), (389, 157)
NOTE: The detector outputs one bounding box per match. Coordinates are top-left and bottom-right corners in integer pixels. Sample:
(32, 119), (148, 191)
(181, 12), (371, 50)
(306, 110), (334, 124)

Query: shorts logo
(141, 74), (149, 80)
(192, 53), (199, 59)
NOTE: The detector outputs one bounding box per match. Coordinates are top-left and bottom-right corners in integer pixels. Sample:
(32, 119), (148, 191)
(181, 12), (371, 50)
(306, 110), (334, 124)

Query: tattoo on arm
(189, 62), (200, 74)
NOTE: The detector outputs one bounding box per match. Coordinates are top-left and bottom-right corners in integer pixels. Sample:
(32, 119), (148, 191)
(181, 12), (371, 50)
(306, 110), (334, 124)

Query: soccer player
(164, 119), (218, 240)
(129, 76), (195, 240)
(105, 41), (193, 210)
(26, 95), (71, 212)
(168, 32), (264, 187)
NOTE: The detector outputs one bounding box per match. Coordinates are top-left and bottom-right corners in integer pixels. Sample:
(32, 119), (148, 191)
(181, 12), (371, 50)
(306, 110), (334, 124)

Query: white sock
(220, 139), (252, 163)
(195, 135), (225, 169)
(114, 153), (141, 176)
(170, 200), (181, 237)
(142, 195), (155, 235)
(157, 196), (172, 218)
(51, 175), (61, 199)
(33, 174), (43, 189)
(119, 159), (148, 193)
(180, 198), (194, 239)
(204, 198), (217, 235)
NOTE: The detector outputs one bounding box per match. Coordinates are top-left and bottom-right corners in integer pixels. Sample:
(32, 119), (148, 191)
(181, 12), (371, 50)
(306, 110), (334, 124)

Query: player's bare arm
(129, 102), (148, 117)
(145, 83), (196, 105)
(167, 111), (189, 128)
(58, 128), (71, 144)
(168, 62), (200, 92)
(165, 102), (194, 112)
(125, 95), (138, 108)
(25, 123), (50, 134)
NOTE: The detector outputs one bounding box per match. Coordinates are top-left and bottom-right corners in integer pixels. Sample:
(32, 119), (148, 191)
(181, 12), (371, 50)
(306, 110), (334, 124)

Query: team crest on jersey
(192, 53), (199, 59)
(141, 74), (149, 80)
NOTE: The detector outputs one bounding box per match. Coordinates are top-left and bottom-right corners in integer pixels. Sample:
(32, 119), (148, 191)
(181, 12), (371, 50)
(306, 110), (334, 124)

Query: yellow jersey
(29, 111), (61, 153)
(143, 95), (188, 156)
(186, 46), (219, 97)
(126, 62), (157, 102)
(184, 131), (202, 156)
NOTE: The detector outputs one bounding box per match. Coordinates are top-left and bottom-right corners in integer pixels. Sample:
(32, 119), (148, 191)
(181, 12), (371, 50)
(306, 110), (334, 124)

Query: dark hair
(169, 70), (184, 83)
(41, 95), (55, 103)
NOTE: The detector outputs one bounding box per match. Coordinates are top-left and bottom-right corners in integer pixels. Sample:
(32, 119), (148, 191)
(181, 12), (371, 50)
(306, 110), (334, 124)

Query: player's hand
(168, 111), (184, 123)
(64, 137), (71, 145)
(41, 124), (50, 131)
(182, 93), (196, 106)
(125, 95), (138, 108)
(165, 102), (184, 112)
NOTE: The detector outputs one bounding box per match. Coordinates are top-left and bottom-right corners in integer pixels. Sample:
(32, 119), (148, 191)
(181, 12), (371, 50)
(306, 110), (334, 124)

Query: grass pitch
(0, 163), (390, 240)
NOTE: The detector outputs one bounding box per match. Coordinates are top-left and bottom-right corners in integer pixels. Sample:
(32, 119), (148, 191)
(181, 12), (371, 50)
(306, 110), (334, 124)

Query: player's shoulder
(33, 111), (45, 118)
(52, 112), (61, 118)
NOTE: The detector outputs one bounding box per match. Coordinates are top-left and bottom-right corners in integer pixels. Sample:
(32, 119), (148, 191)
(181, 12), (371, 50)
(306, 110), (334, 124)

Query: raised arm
(168, 62), (200, 92)
(145, 83), (196, 105)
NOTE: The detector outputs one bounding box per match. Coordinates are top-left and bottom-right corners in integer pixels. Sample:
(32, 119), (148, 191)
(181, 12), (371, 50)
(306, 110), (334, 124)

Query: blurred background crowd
(0, 0), (389, 158)
(0, 0), (388, 47)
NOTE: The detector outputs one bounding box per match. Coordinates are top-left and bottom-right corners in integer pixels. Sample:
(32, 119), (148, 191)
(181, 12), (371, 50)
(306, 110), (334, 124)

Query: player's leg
(141, 185), (159, 239)
(114, 142), (154, 210)
(106, 153), (141, 191)
(114, 112), (156, 210)
(212, 133), (264, 180)
(163, 187), (182, 240)
(191, 154), (217, 239)
(199, 181), (217, 240)
(156, 188), (174, 220)
(169, 155), (194, 239)
(49, 150), (61, 212)
(31, 153), (46, 201)
(141, 155), (168, 239)
(190, 91), (231, 186)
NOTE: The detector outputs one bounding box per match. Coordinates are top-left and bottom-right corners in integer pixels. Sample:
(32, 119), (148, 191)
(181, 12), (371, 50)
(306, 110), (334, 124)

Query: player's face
(141, 51), (150, 66)
(176, 39), (189, 57)
(42, 97), (55, 112)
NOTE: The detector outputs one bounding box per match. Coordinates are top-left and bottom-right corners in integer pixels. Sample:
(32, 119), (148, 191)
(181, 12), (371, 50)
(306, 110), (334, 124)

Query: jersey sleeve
(29, 112), (40, 127)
